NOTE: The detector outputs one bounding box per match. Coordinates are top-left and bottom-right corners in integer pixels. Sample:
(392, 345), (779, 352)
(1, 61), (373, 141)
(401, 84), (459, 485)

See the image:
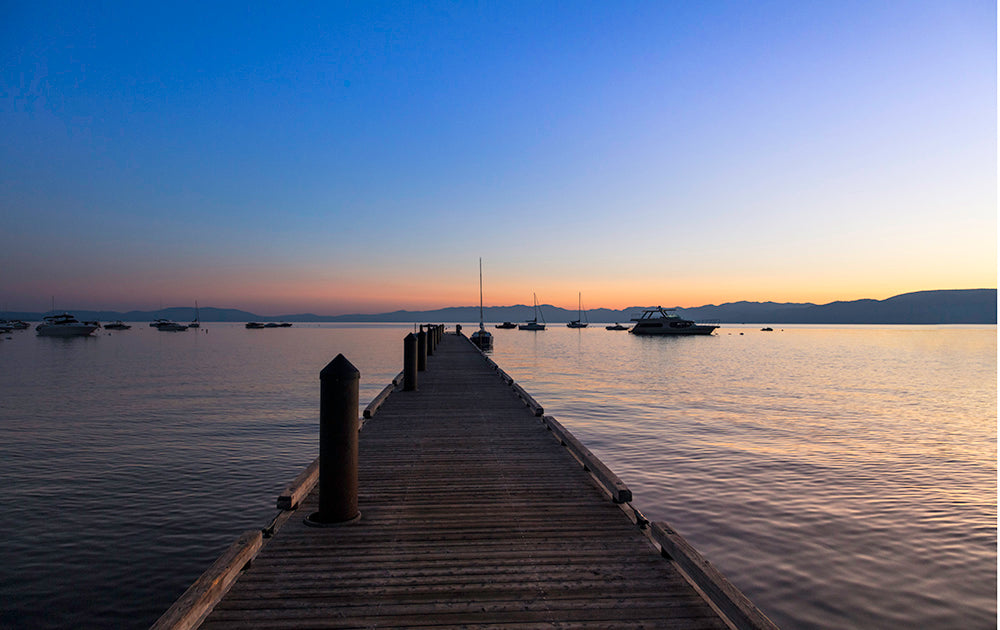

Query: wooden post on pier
(305, 354), (360, 526)
(403, 333), (417, 391)
(416, 329), (427, 371)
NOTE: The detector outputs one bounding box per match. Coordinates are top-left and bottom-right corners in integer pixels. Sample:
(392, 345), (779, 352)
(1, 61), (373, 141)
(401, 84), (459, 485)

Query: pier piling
(306, 354), (360, 526)
(402, 332), (417, 391)
(416, 329), (427, 371)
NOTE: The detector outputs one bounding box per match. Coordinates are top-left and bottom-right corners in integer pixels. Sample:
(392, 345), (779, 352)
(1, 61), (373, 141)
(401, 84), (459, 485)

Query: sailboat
(518, 294), (546, 331)
(566, 292), (589, 328)
(188, 301), (201, 328)
(470, 259), (493, 351)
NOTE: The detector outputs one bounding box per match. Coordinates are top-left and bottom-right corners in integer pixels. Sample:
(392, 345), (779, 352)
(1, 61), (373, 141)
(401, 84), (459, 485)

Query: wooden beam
(650, 521), (779, 630)
(150, 530), (262, 630)
(540, 414), (632, 504)
(275, 457), (319, 510)
(510, 382), (544, 415)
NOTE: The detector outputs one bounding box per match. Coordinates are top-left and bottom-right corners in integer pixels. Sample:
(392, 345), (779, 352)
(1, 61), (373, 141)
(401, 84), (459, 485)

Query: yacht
(495, 322), (517, 329)
(36, 313), (100, 337)
(628, 307), (719, 336)
(518, 294), (546, 331)
(566, 293), (589, 328)
(246, 322), (266, 329)
(155, 320), (188, 331)
(104, 321), (131, 330)
(605, 323), (628, 330)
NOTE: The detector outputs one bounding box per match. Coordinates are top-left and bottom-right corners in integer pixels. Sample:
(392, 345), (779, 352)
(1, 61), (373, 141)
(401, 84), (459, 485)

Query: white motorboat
(628, 307), (719, 335)
(36, 313), (100, 337)
(566, 292), (589, 328)
(470, 258), (493, 351)
(154, 320), (188, 331)
(519, 293), (546, 331)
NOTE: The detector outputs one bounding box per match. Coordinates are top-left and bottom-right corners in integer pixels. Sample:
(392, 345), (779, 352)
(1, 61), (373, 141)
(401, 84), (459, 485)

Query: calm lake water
(0, 322), (994, 629)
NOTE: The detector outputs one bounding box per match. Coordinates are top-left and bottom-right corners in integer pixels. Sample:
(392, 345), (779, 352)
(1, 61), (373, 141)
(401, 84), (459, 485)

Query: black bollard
(426, 326), (435, 356)
(403, 332), (417, 391)
(307, 354), (360, 526)
(417, 329), (428, 370)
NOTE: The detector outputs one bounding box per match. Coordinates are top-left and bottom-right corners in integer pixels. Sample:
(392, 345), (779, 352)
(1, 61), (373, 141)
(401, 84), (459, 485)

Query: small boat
(761, 327), (773, 332)
(246, 322), (266, 329)
(1, 320), (30, 330)
(277, 322), (292, 327)
(495, 322), (517, 329)
(188, 301), (201, 328)
(104, 321), (131, 330)
(470, 258), (493, 351)
(605, 323), (628, 330)
(150, 318), (171, 327)
(567, 292), (589, 328)
(264, 322), (280, 328)
(155, 321), (188, 331)
(518, 293), (546, 331)
(36, 313), (100, 337)
(628, 307), (718, 336)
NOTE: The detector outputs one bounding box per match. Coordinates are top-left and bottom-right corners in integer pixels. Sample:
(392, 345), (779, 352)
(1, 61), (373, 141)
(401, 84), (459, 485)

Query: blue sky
(1, 1), (995, 314)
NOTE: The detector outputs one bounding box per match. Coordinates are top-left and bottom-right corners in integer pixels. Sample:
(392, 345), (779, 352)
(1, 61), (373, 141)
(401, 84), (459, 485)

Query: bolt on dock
(154, 328), (777, 629)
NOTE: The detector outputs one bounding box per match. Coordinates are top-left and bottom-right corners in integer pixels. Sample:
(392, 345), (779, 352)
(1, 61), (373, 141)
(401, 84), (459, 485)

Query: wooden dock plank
(186, 333), (772, 630)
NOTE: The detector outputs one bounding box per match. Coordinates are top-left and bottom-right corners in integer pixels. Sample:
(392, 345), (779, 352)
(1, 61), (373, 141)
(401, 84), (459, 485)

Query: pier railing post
(306, 354), (360, 526)
(426, 325), (434, 357)
(416, 329), (427, 370)
(403, 333), (418, 391)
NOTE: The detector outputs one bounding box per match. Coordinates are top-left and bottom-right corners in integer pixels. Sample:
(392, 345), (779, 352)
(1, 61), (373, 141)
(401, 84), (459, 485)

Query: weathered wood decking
(158, 332), (777, 629)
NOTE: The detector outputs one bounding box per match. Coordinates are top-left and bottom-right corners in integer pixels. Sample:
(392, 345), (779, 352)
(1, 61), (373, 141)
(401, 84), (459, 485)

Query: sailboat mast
(478, 258), (484, 328)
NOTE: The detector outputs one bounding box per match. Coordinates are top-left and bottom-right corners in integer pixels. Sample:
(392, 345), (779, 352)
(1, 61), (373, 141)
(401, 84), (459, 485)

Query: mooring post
(403, 333), (417, 391)
(425, 326), (434, 356)
(416, 329), (427, 371)
(307, 353), (360, 526)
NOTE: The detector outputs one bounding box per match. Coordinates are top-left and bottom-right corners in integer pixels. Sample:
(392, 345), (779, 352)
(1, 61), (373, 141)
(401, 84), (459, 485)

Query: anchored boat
(566, 292), (589, 328)
(628, 307), (718, 336)
(518, 293), (546, 331)
(470, 258), (493, 351)
(36, 313), (100, 337)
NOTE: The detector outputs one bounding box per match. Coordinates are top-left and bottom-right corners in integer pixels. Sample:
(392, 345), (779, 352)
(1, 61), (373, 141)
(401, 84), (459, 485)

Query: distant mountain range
(4, 289), (995, 325)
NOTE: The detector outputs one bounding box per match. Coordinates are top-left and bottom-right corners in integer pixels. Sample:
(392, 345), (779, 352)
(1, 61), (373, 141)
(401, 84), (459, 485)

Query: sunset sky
(2, 2), (996, 315)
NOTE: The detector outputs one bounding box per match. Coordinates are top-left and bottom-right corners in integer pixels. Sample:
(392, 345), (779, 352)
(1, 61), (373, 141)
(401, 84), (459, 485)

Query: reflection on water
(0, 323), (995, 629)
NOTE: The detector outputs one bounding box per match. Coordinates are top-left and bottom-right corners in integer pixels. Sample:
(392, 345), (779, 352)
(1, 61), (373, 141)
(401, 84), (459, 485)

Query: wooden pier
(154, 331), (777, 629)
